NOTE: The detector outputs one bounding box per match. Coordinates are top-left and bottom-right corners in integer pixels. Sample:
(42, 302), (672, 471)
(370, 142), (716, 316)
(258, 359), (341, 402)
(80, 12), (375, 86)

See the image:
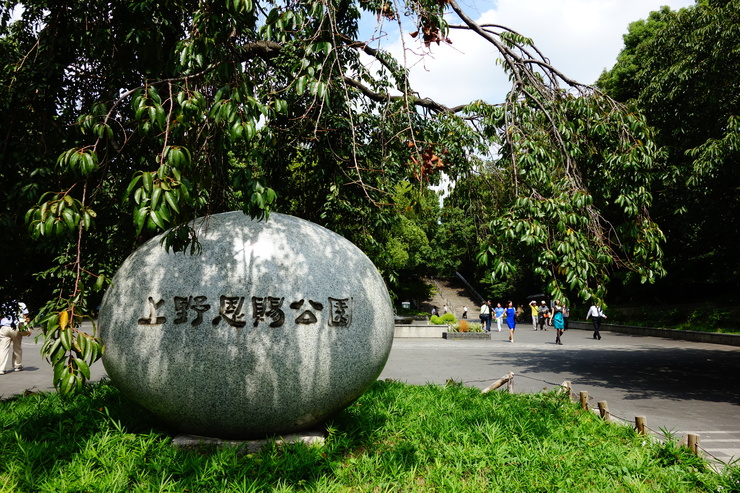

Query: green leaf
(59, 372), (78, 396)
(76, 332), (88, 357)
(43, 214), (55, 236)
(142, 171), (153, 193)
(157, 203), (171, 223)
(155, 105), (167, 130)
(75, 357), (91, 380)
(147, 86), (162, 105)
(134, 206), (149, 236)
(91, 338), (103, 362)
(81, 210), (93, 230)
(231, 121), (244, 140)
(179, 148), (192, 168)
(295, 76), (307, 95)
(53, 361), (67, 386)
(164, 190), (181, 214)
(123, 174), (143, 203)
(42, 336), (63, 363)
(315, 41), (332, 55)
(244, 121), (256, 141)
(151, 186), (162, 211)
(93, 274), (106, 292)
(133, 187), (144, 205)
(61, 208), (77, 231)
(149, 209), (165, 229)
(60, 327), (72, 351)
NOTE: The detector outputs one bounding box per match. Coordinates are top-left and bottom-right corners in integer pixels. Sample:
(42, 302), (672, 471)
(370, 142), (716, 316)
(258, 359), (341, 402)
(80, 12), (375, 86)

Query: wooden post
(597, 401), (611, 423)
(687, 434), (700, 456)
(507, 374), (514, 393)
(635, 416), (647, 435)
(579, 391), (588, 410)
(561, 381), (572, 402)
(482, 372), (514, 393)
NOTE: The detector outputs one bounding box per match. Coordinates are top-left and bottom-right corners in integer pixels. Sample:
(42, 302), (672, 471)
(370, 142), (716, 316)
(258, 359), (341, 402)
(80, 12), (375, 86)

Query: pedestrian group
(476, 298), (604, 346)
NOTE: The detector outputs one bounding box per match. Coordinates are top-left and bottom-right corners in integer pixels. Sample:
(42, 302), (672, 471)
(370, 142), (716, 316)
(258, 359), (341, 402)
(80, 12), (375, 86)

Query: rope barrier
(453, 371), (737, 468)
(594, 408), (728, 466)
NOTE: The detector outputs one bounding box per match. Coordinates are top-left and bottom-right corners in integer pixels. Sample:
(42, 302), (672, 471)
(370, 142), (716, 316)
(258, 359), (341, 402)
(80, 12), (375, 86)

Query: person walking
(552, 300), (565, 345)
(537, 300), (549, 331)
(462, 306), (468, 319)
(586, 304), (607, 340)
(562, 304), (570, 330)
(485, 301), (494, 332)
(493, 302), (505, 332)
(529, 301), (538, 330)
(552, 299), (562, 317)
(0, 298), (30, 375)
(479, 301), (491, 332)
(505, 301), (517, 342)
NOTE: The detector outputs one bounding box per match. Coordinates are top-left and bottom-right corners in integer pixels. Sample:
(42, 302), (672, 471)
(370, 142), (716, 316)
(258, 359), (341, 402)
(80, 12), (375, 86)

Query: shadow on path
(466, 337), (740, 404)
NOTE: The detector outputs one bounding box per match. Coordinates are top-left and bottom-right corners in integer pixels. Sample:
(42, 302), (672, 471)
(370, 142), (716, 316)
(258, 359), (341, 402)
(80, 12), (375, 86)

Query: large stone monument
(99, 212), (394, 439)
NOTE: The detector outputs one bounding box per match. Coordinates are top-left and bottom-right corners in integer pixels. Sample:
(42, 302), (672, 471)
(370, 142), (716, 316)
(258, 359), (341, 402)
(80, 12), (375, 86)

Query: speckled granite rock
(99, 212), (394, 439)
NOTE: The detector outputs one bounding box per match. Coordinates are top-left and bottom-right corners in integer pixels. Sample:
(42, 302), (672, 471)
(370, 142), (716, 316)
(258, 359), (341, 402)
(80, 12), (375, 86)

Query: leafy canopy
(597, 0), (740, 300)
(1, 0), (665, 393)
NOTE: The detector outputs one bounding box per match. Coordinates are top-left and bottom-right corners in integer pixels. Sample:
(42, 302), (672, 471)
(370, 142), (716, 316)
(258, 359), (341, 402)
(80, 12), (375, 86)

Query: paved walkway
(0, 326), (105, 398)
(2, 324), (739, 465)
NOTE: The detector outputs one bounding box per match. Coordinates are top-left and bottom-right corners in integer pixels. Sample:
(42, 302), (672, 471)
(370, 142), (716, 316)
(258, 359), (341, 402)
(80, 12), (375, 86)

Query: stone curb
(442, 331), (491, 340)
(394, 325), (445, 338)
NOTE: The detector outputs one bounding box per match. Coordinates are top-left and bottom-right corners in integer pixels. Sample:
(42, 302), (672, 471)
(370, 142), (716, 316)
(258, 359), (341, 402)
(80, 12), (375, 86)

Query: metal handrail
(456, 271), (485, 304)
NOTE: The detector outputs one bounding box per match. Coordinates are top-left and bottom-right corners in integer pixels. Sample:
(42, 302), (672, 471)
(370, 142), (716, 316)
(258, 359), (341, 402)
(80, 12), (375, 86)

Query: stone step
(420, 277), (480, 319)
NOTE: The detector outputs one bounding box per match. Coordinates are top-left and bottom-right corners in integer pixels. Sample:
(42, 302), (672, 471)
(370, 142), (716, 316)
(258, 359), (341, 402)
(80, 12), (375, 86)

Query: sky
(359, 0), (697, 107)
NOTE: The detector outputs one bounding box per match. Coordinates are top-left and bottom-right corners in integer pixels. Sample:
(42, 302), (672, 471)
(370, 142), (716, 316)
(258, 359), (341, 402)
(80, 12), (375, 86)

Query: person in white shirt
(585, 304), (606, 340)
(479, 301), (491, 332)
(0, 299), (30, 374)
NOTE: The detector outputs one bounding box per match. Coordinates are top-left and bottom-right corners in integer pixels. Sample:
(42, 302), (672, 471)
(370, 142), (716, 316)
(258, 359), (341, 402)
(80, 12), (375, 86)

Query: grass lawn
(1, 379), (738, 492)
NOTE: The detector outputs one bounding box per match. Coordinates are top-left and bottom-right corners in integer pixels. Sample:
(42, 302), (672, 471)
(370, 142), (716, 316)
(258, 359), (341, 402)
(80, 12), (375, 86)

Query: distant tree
(596, 6), (676, 103)
(597, 0), (740, 300)
(1, 0), (665, 393)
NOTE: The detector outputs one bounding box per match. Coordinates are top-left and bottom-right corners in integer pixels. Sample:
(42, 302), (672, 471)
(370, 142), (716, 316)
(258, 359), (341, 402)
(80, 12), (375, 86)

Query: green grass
(1, 379), (738, 492)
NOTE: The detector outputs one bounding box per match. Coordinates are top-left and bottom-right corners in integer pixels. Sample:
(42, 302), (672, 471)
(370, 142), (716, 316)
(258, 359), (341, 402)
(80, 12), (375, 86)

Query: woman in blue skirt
(505, 300), (517, 342)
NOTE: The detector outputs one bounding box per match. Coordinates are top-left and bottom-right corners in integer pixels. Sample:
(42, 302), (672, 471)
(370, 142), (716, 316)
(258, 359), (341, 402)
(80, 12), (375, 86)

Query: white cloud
(360, 0), (696, 107)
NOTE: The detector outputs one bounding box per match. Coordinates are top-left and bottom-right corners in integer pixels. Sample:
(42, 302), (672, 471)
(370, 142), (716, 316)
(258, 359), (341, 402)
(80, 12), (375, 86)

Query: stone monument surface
(99, 211), (394, 439)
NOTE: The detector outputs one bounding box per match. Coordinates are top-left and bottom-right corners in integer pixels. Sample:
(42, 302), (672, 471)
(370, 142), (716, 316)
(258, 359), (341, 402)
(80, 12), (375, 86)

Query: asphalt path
(2, 323), (739, 465)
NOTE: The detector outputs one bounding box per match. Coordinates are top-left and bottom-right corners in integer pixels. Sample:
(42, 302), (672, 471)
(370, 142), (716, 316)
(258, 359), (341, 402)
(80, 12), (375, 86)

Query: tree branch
(341, 76), (465, 113)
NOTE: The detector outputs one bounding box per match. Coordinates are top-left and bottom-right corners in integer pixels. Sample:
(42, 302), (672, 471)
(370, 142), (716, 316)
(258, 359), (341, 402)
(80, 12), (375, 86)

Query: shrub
(449, 321), (483, 333)
(431, 312), (458, 326)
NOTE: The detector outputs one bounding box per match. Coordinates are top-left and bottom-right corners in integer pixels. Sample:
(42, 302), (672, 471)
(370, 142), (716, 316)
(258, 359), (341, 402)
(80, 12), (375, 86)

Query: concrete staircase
(420, 277), (481, 320)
